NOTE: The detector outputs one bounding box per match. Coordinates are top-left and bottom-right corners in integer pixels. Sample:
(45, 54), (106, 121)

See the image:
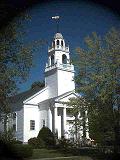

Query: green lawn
(30, 149), (93, 160)
(30, 149), (67, 159)
(52, 158), (92, 160)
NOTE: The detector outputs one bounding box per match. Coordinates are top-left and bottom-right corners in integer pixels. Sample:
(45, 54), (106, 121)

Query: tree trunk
(4, 114), (8, 133)
(82, 110), (86, 146)
(75, 115), (78, 141)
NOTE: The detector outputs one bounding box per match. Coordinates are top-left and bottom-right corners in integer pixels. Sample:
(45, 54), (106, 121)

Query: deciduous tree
(0, 14), (44, 133)
(74, 28), (120, 153)
(66, 97), (88, 144)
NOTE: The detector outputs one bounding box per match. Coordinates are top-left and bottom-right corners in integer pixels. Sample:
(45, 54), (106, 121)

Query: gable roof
(54, 91), (80, 102)
(38, 90), (80, 106)
(23, 87), (48, 104)
(9, 86), (45, 105)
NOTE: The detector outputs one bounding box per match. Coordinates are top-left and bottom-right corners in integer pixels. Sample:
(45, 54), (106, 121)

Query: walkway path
(30, 156), (93, 160)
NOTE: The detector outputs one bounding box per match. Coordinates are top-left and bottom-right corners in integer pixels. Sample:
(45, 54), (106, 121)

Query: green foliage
(74, 28), (120, 151)
(28, 137), (45, 148)
(0, 13), (45, 134)
(57, 137), (73, 150)
(0, 140), (33, 158)
(66, 97), (89, 143)
(37, 127), (56, 147)
(0, 129), (14, 143)
(75, 28), (119, 104)
(10, 144), (33, 158)
(12, 139), (23, 144)
(89, 105), (115, 146)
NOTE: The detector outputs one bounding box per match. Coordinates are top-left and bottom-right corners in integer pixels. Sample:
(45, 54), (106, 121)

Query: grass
(30, 148), (93, 160)
(49, 157), (93, 160)
(30, 148), (67, 159)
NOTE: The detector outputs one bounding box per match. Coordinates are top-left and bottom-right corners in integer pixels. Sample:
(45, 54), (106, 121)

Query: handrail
(45, 62), (74, 72)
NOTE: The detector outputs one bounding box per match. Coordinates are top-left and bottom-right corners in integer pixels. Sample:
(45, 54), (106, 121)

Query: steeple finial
(52, 16), (60, 33)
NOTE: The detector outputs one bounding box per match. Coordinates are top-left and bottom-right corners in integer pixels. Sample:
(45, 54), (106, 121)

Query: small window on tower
(62, 54), (67, 64)
(51, 55), (54, 66)
(43, 120), (45, 127)
(57, 40), (59, 45)
(61, 40), (63, 46)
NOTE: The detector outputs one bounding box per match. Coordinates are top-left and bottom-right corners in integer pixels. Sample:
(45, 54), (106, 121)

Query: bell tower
(45, 32), (75, 98)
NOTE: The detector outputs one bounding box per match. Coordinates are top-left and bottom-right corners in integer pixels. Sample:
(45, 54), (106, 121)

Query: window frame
(30, 120), (35, 130)
(61, 40), (63, 46)
(62, 54), (67, 64)
(51, 54), (54, 66)
(57, 40), (59, 45)
(42, 119), (45, 127)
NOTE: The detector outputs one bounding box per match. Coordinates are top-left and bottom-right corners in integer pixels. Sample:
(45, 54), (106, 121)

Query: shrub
(28, 137), (45, 148)
(57, 137), (73, 151)
(0, 129), (14, 143)
(11, 139), (23, 144)
(37, 127), (56, 147)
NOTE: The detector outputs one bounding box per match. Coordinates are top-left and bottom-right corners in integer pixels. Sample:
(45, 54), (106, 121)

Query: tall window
(51, 55), (54, 66)
(62, 54), (67, 64)
(61, 40), (63, 46)
(30, 120), (35, 130)
(57, 40), (59, 45)
(53, 41), (55, 47)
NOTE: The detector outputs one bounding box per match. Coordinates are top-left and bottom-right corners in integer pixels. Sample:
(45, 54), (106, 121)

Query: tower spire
(52, 16), (60, 33)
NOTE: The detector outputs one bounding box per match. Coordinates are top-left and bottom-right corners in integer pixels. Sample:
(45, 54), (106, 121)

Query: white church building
(0, 32), (89, 143)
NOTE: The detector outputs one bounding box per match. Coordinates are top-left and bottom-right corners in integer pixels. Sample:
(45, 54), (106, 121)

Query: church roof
(53, 91), (80, 102)
(54, 32), (63, 39)
(38, 91), (79, 106)
(8, 86), (44, 105)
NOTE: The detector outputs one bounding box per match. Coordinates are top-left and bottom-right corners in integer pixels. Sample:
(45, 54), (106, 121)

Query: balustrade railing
(48, 45), (69, 52)
(45, 62), (74, 72)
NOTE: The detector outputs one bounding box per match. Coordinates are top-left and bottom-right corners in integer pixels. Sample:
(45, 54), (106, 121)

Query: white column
(48, 108), (52, 131)
(54, 107), (57, 133)
(63, 107), (66, 136)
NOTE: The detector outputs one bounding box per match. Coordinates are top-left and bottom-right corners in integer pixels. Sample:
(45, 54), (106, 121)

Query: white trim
(23, 87), (48, 104)
(55, 91), (80, 102)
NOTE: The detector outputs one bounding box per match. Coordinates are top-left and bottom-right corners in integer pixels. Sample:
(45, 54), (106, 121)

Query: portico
(52, 105), (67, 138)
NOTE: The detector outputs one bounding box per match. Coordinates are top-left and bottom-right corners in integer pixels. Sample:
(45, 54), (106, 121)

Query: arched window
(61, 40), (63, 46)
(51, 55), (54, 66)
(53, 41), (55, 47)
(62, 54), (67, 64)
(57, 40), (59, 45)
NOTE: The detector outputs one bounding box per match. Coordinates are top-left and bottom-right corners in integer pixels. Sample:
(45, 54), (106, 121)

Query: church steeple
(46, 32), (70, 68)
(45, 32), (75, 98)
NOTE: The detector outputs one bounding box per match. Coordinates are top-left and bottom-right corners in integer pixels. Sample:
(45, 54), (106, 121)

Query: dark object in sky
(0, 0), (120, 30)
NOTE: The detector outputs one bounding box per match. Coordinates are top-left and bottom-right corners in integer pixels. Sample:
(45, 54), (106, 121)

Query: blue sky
(18, 0), (120, 92)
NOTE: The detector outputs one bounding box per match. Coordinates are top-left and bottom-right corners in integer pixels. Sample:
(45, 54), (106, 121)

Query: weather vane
(52, 16), (60, 33)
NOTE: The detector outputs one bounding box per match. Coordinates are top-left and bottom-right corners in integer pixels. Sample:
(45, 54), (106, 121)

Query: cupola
(52, 33), (65, 49)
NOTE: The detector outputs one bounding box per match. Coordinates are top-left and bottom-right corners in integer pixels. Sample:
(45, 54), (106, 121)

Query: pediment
(54, 91), (80, 103)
